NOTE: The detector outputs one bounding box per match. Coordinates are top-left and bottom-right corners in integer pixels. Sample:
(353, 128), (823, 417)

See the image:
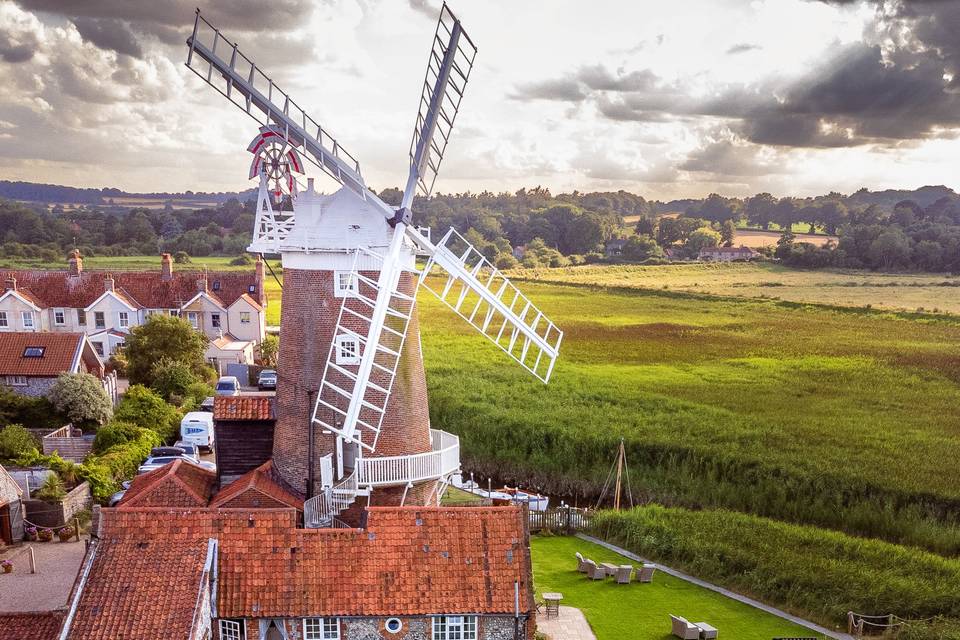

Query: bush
(258, 334), (279, 368)
(92, 421), (140, 454)
(0, 424), (38, 460)
(229, 254), (252, 266)
(149, 358), (199, 403)
(591, 506), (960, 628)
(107, 351), (128, 377)
(113, 385), (179, 441)
(124, 314), (209, 386)
(34, 473), (66, 502)
(91, 427), (161, 488)
(182, 382), (214, 410)
(0, 387), (63, 429)
(48, 372), (113, 429)
(173, 251), (191, 264)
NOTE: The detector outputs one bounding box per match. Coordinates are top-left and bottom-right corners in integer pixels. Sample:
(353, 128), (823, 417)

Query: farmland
(512, 261), (960, 314)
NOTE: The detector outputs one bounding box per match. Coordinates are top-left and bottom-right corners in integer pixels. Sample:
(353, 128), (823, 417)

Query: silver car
(137, 456), (216, 475)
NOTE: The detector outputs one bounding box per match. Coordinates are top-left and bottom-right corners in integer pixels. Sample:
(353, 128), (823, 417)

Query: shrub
(0, 424), (38, 460)
(124, 314), (209, 386)
(107, 351), (128, 377)
(229, 254), (252, 266)
(0, 387), (62, 429)
(149, 357), (199, 403)
(34, 473), (66, 502)
(48, 372), (113, 429)
(173, 251), (191, 264)
(183, 382), (214, 409)
(259, 334), (279, 368)
(92, 421), (140, 454)
(113, 385), (179, 441)
(92, 427), (161, 484)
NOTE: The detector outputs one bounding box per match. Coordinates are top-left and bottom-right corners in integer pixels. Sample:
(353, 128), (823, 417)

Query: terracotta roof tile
(209, 461), (302, 510)
(117, 460), (217, 508)
(0, 332), (83, 377)
(0, 267), (260, 310)
(0, 611), (64, 640)
(214, 396), (274, 421)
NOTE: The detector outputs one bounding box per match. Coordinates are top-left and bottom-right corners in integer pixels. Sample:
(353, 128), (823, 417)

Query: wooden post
(28, 546), (36, 574)
(613, 439), (624, 511)
(74, 517), (80, 542)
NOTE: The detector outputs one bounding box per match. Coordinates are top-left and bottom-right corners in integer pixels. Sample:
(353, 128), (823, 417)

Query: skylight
(23, 347), (45, 358)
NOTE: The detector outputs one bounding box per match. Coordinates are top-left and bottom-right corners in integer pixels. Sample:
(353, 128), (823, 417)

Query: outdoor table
(600, 562), (619, 577)
(695, 622), (718, 639)
(542, 592), (563, 619)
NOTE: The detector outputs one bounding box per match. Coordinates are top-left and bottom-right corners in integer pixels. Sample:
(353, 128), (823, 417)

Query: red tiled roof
(214, 396), (274, 421)
(0, 267), (260, 310)
(209, 461), (302, 510)
(118, 460), (217, 508)
(0, 611), (65, 640)
(77, 505), (532, 632)
(236, 292), (263, 311)
(0, 332), (84, 377)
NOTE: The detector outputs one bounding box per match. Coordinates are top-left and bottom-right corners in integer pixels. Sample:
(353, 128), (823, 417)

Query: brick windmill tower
(187, 4), (562, 526)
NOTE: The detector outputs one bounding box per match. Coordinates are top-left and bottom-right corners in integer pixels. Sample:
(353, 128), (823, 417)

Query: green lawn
(532, 536), (826, 640)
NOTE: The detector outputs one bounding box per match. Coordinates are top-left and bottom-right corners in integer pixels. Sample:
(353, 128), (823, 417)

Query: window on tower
(333, 271), (358, 298)
(335, 335), (360, 365)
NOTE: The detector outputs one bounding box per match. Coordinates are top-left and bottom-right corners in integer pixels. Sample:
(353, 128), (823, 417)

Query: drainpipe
(306, 389), (315, 500)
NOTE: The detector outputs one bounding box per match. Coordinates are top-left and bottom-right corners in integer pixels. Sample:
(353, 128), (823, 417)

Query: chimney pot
(161, 253), (173, 281)
(197, 278), (207, 293)
(4, 277), (15, 292)
(104, 275), (114, 292)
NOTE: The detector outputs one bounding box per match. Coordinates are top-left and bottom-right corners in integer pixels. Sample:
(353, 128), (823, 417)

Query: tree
(124, 314), (209, 386)
(0, 425), (38, 460)
(775, 229), (796, 260)
(692, 193), (740, 223)
(720, 220), (736, 247)
(259, 334), (279, 368)
(656, 217), (684, 247)
(773, 198), (798, 231)
(149, 358), (200, 404)
(868, 229), (912, 269)
(745, 193), (777, 230)
(173, 251), (191, 263)
(114, 385), (180, 441)
(621, 235), (663, 262)
(48, 373), (113, 429)
(686, 227), (721, 253)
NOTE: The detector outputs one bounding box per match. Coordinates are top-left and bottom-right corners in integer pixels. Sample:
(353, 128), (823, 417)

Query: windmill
(186, 5), (563, 526)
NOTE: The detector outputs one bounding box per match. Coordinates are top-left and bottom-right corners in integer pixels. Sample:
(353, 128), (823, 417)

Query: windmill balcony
(357, 429), (460, 487)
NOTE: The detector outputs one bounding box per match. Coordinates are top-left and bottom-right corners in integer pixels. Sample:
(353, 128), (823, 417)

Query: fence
(529, 507), (591, 534)
(42, 425), (94, 463)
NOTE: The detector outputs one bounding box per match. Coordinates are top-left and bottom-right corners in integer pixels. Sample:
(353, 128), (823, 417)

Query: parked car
(150, 446), (195, 459)
(199, 396), (215, 412)
(172, 441), (200, 458)
(108, 480), (133, 507)
(215, 376), (241, 396)
(257, 369), (277, 391)
(179, 412), (215, 452)
(138, 456), (216, 475)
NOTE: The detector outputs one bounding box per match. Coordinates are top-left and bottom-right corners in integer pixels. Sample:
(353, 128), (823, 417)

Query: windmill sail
(186, 11), (367, 197)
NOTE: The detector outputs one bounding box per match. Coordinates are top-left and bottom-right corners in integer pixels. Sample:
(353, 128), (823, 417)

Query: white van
(180, 412), (215, 452)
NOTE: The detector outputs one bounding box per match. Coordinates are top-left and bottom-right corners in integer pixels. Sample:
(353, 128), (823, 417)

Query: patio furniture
(543, 592), (563, 619)
(575, 551), (590, 573)
(615, 564), (634, 584)
(636, 563), (657, 583)
(670, 615), (701, 640)
(600, 562), (619, 577)
(586, 560), (605, 580)
(694, 622), (718, 639)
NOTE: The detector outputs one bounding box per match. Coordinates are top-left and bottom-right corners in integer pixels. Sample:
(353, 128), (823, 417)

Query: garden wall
(23, 481), (91, 528)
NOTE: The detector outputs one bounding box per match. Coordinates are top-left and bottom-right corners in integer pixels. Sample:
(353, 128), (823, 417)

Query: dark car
(258, 369), (277, 391)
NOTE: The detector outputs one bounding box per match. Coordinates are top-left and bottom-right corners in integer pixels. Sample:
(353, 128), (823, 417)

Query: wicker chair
(636, 563), (657, 583)
(615, 565), (633, 584)
(670, 615), (701, 639)
(585, 560), (605, 580)
(575, 552), (590, 573)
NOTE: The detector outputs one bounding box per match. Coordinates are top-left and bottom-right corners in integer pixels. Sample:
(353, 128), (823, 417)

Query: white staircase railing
(303, 469), (364, 529)
(417, 227), (563, 383)
(359, 429), (459, 487)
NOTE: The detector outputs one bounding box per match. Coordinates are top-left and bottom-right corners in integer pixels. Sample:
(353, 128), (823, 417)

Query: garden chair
(575, 551), (590, 573)
(585, 560), (605, 580)
(670, 615), (701, 639)
(615, 565), (633, 584)
(636, 563), (656, 583)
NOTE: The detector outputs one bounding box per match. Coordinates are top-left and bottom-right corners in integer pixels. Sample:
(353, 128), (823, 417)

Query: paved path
(538, 606), (596, 640)
(577, 534), (854, 640)
(0, 538), (87, 612)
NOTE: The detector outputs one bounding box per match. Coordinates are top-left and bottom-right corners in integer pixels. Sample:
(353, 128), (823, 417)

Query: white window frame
(76, 309), (86, 326)
(239, 311), (251, 324)
(187, 311), (199, 329)
(92, 342), (104, 358)
(94, 311), (105, 329)
(432, 616), (477, 640)
(334, 335), (360, 365)
(303, 617), (340, 640)
(21, 311), (34, 329)
(211, 313), (221, 329)
(218, 619), (245, 640)
(384, 618), (403, 634)
(118, 311), (129, 328)
(333, 271), (358, 298)
(53, 309), (65, 326)
(6, 375), (27, 387)
(0, 311), (7, 328)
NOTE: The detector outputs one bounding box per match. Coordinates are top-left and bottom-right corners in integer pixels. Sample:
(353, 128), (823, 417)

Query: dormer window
(212, 280), (221, 291)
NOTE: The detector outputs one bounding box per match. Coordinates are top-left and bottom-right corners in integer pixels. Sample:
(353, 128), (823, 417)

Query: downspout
(306, 389), (315, 499)
(58, 541), (98, 640)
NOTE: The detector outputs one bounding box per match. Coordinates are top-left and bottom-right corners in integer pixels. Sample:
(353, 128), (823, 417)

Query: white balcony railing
(357, 429), (460, 487)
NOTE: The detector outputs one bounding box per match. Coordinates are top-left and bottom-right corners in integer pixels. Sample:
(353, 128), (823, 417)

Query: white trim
(0, 289), (41, 311)
(334, 335), (360, 365)
(432, 615), (477, 640)
(219, 618), (246, 640)
(302, 618), (339, 640)
(0, 310), (7, 328)
(333, 271), (358, 298)
(20, 311), (34, 329)
(180, 291), (227, 312)
(5, 375), (27, 387)
(84, 290), (138, 312)
(118, 311), (130, 328)
(69, 335), (84, 373)
(58, 540), (99, 640)
(53, 308), (66, 326)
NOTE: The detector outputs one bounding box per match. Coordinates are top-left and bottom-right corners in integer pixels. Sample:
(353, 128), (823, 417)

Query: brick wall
(23, 480), (91, 528)
(273, 268), (432, 499)
(223, 615), (530, 640)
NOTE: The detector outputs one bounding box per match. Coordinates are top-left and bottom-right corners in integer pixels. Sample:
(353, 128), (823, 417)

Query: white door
(319, 454), (333, 488)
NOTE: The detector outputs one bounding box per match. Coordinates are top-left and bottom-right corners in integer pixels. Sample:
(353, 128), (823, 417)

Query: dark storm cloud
(0, 19), (38, 63)
(74, 17), (143, 58)
(577, 65), (658, 92)
(726, 43), (760, 54)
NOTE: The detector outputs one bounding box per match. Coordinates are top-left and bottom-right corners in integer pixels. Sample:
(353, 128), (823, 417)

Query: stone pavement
(0, 538), (87, 612)
(537, 606), (597, 640)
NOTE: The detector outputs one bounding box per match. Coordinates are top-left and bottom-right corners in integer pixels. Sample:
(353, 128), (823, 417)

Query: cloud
(680, 139), (783, 177)
(726, 43), (760, 54)
(0, 2), (39, 63)
(74, 17), (142, 58)
(408, 0), (438, 19)
(511, 78), (587, 102)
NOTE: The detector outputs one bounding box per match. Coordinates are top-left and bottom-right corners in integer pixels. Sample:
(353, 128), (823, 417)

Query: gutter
(58, 540), (98, 640)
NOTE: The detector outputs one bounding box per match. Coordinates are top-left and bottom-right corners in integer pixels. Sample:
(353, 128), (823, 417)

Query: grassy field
(420, 279), (960, 553)
(532, 535), (826, 640)
(512, 262), (960, 314)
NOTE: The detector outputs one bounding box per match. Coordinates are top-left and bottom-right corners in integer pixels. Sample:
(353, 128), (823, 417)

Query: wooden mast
(613, 438), (624, 511)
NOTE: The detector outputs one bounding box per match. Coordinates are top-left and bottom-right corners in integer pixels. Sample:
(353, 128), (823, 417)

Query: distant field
(735, 228), (836, 247)
(512, 262), (960, 314)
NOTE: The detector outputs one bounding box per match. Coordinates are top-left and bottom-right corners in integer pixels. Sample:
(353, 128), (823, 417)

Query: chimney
(160, 253), (173, 281)
(196, 277), (208, 293)
(104, 275), (114, 292)
(4, 277), (15, 292)
(68, 249), (83, 276)
(255, 255), (266, 306)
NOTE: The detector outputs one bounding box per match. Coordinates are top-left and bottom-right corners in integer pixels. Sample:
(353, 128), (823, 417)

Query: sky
(0, 0), (959, 200)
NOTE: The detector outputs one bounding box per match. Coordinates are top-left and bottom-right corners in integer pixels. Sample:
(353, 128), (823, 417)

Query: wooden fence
(528, 507), (591, 534)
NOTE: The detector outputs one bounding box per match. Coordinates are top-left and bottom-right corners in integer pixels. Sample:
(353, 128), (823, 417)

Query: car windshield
(261, 371), (276, 377)
(146, 457), (178, 465)
(216, 382), (236, 391)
